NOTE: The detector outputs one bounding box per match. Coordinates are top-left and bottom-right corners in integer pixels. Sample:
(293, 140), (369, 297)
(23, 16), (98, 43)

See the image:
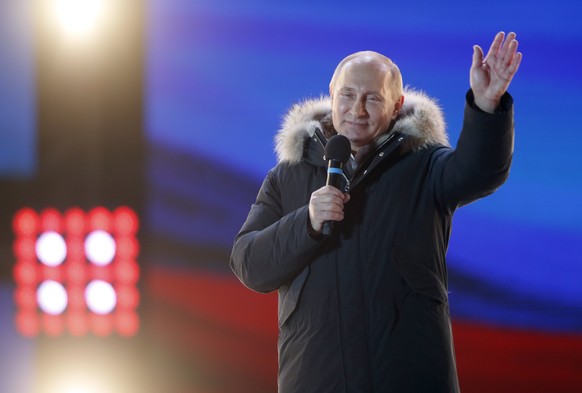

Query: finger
(321, 200), (346, 212)
(312, 194), (346, 211)
(309, 199), (345, 229)
(497, 39), (519, 81)
(320, 211), (344, 223)
(503, 41), (518, 70)
(506, 51), (523, 77)
(317, 189), (347, 203)
(314, 205), (345, 222)
(472, 45), (484, 68)
(484, 31), (504, 63)
(499, 33), (517, 66)
(319, 185), (346, 198)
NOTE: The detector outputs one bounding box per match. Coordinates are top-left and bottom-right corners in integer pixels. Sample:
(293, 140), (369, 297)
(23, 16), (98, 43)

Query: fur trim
(275, 88), (449, 164)
(392, 88), (449, 150)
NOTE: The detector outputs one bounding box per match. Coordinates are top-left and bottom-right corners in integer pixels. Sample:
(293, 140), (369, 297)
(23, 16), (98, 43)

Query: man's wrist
(307, 217), (323, 239)
(473, 96), (500, 114)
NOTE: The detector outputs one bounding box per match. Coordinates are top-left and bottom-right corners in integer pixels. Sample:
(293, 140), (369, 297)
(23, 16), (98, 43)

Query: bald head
(329, 51), (403, 101)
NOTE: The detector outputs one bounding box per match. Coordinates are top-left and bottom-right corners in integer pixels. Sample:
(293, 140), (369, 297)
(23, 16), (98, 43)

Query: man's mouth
(346, 121), (368, 126)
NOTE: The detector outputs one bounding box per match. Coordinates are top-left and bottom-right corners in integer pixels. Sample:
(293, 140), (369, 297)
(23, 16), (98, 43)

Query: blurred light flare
(63, 388), (97, 393)
(46, 374), (118, 393)
(52, 0), (106, 36)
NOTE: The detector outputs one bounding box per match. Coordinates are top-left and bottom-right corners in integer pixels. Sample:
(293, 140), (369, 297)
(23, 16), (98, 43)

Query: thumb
(472, 45), (484, 68)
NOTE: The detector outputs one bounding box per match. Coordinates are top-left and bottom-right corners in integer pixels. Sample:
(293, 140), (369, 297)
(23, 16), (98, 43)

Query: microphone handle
(322, 160), (344, 237)
(321, 221), (333, 236)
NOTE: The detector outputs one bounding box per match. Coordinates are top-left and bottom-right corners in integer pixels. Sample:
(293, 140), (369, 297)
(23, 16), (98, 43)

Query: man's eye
(341, 92), (354, 98)
(368, 96), (381, 101)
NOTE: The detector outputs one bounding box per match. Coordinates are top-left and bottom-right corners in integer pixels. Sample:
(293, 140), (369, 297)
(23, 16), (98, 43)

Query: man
(231, 32), (522, 392)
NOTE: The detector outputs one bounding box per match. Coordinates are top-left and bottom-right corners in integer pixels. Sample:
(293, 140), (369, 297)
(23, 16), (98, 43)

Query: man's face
(331, 60), (401, 151)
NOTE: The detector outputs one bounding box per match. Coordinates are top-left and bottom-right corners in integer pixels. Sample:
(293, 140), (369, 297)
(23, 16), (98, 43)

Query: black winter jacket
(231, 89), (514, 393)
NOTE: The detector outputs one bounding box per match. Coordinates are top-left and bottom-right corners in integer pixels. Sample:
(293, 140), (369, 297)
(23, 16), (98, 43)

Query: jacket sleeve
(432, 89), (514, 211)
(230, 168), (323, 293)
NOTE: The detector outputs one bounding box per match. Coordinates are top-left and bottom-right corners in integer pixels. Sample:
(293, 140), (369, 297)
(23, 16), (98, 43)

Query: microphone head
(324, 135), (351, 163)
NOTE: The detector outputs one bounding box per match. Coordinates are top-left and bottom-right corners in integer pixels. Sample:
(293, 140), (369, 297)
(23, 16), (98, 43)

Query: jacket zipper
(347, 132), (406, 192)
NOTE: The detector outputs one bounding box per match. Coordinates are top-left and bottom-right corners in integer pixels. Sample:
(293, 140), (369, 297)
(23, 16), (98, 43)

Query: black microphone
(322, 134), (351, 237)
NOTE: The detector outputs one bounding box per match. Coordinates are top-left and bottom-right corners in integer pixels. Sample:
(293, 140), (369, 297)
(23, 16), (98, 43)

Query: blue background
(0, 0), (35, 178)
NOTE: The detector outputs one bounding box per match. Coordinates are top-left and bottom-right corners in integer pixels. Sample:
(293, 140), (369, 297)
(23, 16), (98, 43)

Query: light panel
(13, 206), (140, 337)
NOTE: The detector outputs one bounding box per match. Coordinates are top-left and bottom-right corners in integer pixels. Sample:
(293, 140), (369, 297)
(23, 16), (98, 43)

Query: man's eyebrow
(340, 86), (383, 96)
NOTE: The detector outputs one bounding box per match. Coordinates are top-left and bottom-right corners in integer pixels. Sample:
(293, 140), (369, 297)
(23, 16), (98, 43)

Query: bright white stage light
(85, 230), (116, 266)
(85, 280), (116, 314)
(62, 387), (100, 393)
(36, 231), (67, 266)
(53, 376), (113, 393)
(37, 280), (68, 315)
(53, 0), (106, 35)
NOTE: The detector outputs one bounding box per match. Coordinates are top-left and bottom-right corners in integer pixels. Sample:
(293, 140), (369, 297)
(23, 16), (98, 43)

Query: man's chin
(341, 126), (369, 139)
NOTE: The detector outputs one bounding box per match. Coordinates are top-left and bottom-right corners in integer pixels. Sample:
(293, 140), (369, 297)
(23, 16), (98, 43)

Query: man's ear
(392, 95), (405, 119)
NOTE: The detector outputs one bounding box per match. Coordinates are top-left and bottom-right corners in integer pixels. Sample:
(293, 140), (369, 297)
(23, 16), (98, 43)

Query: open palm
(471, 32), (523, 113)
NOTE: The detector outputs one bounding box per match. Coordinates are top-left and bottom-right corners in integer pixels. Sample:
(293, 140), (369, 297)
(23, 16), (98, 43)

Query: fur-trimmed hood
(275, 88), (449, 164)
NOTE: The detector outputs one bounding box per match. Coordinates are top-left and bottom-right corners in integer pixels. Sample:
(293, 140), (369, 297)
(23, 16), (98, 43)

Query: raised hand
(471, 32), (523, 113)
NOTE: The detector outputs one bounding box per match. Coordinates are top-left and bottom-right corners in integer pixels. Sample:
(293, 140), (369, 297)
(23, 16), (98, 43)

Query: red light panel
(12, 206), (140, 337)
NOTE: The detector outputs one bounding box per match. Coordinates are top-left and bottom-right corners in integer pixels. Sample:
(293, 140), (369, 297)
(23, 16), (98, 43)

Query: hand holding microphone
(308, 135), (351, 237)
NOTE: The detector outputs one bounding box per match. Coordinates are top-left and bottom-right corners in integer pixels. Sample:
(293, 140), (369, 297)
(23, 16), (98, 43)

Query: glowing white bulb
(64, 389), (91, 393)
(63, 387), (99, 393)
(58, 378), (109, 393)
(85, 280), (116, 314)
(37, 280), (68, 315)
(53, 0), (105, 35)
(36, 231), (67, 266)
(85, 230), (116, 265)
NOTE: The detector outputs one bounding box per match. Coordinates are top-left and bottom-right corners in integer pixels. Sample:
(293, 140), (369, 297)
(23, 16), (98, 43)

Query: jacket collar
(275, 88), (450, 165)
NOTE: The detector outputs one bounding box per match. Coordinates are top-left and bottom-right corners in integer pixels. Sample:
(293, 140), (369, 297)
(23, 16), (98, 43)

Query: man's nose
(351, 97), (367, 117)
